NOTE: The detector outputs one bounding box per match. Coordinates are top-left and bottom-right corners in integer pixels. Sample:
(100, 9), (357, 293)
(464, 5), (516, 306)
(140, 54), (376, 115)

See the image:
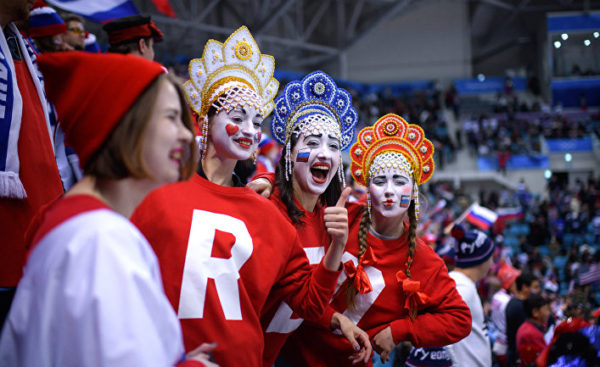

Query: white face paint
(369, 167), (414, 219)
(208, 105), (263, 161)
(292, 131), (341, 196)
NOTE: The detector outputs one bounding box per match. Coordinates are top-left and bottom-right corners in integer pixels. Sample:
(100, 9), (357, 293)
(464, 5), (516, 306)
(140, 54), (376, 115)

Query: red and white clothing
(0, 24), (63, 287)
(281, 203), (472, 366)
(260, 187), (332, 366)
(0, 195), (197, 367)
(131, 174), (341, 367)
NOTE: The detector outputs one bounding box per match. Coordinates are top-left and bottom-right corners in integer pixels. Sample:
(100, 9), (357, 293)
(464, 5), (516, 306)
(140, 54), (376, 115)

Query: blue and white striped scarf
(0, 23), (53, 199)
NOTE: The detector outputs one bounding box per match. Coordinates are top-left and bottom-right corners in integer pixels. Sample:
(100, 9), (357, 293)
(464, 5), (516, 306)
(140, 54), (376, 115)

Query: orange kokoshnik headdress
(349, 114), (435, 221)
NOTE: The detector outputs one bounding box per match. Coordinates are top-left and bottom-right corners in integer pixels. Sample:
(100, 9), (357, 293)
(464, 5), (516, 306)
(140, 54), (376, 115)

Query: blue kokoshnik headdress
(270, 71), (358, 183)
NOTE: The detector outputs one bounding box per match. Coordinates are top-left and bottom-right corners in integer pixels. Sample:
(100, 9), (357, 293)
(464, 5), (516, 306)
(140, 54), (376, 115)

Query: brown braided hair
(345, 206), (370, 310)
(406, 201), (419, 320)
(344, 200), (420, 318)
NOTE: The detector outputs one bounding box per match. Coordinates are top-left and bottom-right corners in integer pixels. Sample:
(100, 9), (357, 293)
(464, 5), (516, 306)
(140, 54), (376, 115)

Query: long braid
(406, 200), (418, 320)
(345, 207), (370, 310)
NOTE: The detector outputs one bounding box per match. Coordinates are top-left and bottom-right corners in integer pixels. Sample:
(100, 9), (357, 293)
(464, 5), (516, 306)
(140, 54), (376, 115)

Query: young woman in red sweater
(259, 71), (371, 366)
(131, 27), (364, 367)
(280, 114), (472, 366)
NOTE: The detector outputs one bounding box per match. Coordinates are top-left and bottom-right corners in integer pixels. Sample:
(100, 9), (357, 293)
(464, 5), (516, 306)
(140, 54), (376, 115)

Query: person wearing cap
(252, 135), (278, 175)
(506, 272), (540, 367)
(27, 0), (83, 193)
(27, 0), (71, 52)
(0, 51), (216, 367)
(516, 294), (551, 366)
(103, 14), (163, 61)
(278, 114), (471, 366)
(445, 224), (495, 367)
(0, 0), (65, 328)
(61, 13), (85, 50)
(491, 263), (521, 367)
(130, 26), (350, 367)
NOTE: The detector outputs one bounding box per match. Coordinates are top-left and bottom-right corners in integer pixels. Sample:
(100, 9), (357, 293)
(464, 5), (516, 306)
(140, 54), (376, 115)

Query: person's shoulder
(415, 239), (446, 267)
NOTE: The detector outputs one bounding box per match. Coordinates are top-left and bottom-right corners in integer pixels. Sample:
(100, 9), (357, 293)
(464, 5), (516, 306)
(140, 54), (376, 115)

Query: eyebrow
(164, 107), (181, 114)
(392, 174), (408, 179)
(328, 134), (340, 142)
(303, 133), (323, 141)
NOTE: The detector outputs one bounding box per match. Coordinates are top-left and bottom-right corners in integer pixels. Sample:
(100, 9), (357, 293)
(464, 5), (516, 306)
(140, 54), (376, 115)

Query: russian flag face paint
(291, 132), (341, 196)
(296, 151), (310, 162)
(369, 167), (414, 219)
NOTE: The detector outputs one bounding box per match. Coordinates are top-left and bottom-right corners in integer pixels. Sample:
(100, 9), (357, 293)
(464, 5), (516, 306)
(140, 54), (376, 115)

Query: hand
(186, 343), (220, 367)
(372, 326), (395, 363)
(246, 178), (272, 198)
(331, 312), (372, 365)
(324, 187), (351, 249)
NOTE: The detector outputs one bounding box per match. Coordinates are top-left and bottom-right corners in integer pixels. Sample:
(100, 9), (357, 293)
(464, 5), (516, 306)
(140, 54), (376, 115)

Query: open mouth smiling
(235, 137), (253, 149)
(311, 161), (330, 184)
(169, 148), (183, 166)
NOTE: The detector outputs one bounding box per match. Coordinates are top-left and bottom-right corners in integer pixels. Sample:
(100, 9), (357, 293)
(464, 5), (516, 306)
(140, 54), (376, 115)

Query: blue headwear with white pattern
(271, 71), (358, 150)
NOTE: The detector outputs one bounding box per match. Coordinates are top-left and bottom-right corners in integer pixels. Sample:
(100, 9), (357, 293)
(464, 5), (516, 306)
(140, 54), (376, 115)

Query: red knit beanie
(37, 51), (165, 167)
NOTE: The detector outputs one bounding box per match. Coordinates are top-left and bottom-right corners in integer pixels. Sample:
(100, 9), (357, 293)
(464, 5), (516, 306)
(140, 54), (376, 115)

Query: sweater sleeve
(250, 171), (276, 186)
(177, 360), (206, 367)
(275, 233), (341, 322)
(389, 258), (472, 347)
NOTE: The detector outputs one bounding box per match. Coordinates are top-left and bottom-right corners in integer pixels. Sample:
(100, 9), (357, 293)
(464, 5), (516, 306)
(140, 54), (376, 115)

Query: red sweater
(131, 174), (341, 367)
(260, 187), (333, 366)
(516, 320), (546, 366)
(281, 203), (472, 366)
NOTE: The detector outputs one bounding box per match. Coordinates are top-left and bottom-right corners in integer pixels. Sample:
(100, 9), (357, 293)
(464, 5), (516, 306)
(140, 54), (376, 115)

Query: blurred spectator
(506, 272), (540, 366)
(102, 15), (163, 61)
(61, 13), (84, 50)
(446, 225), (495, 366)
(253, 135), (278, 176)
(516, 294), (551, 366)
(28, 1), (71, 52)
(492, 264), (521, 367)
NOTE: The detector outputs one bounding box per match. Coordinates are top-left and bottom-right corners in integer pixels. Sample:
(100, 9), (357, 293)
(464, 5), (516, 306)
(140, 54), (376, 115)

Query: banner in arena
(546, 138), (593, 153)
(47, 0), (139, 23)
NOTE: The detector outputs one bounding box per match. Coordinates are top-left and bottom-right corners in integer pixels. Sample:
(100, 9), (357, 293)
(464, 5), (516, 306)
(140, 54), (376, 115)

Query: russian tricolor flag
(496, 207), (523, 223)
(46, 0), (139, 23)
(296, 151), (310, 163)
(465, 203), (498, 231)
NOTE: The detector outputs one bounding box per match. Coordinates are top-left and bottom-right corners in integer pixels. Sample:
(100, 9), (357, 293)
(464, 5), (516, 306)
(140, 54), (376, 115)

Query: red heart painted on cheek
(226, 124), (240, 137)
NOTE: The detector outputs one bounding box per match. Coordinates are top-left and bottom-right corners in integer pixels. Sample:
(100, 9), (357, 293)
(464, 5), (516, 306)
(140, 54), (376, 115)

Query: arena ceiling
(88, 0), (600, 72)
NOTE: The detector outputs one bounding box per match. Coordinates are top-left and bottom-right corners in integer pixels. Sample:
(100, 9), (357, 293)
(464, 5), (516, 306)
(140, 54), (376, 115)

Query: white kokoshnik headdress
(183, 26), (279, 158)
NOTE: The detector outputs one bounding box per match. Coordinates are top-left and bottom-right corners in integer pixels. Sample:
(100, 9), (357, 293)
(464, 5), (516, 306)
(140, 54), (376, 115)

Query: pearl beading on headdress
(367, 152), (413, 180)
(212, 84), (264, 116)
